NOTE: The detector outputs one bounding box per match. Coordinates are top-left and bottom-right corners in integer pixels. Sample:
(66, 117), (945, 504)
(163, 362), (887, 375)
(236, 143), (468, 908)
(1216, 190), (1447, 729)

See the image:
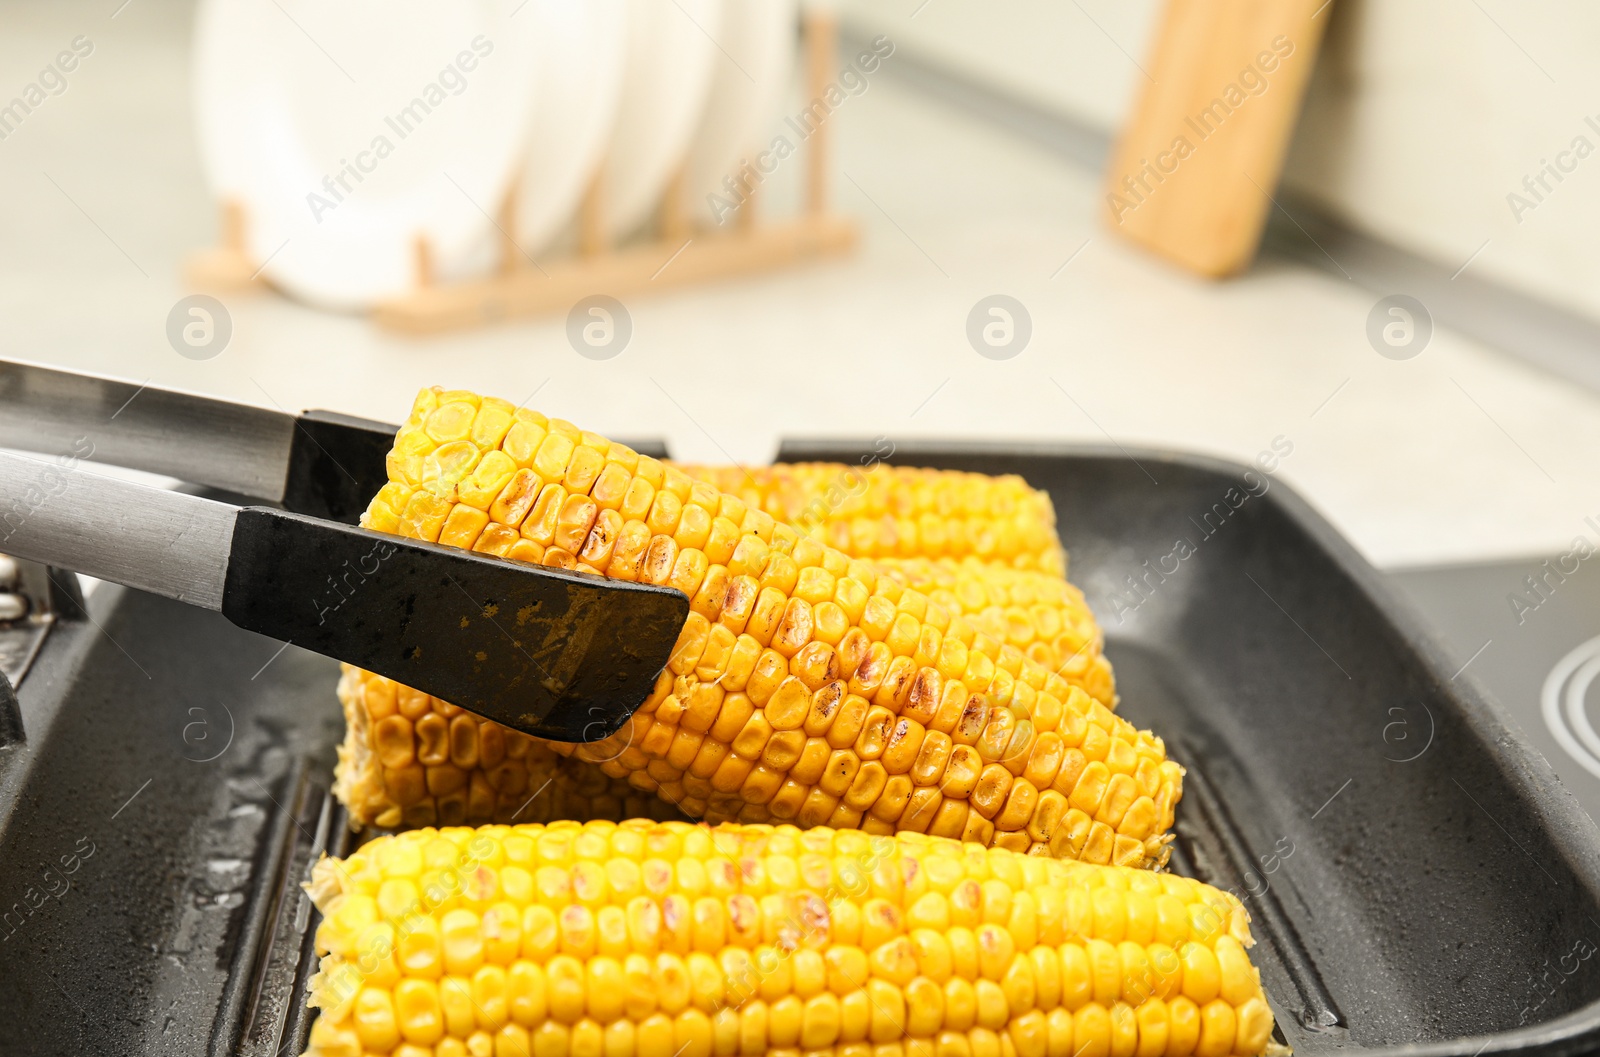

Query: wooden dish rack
(186, 9), (857, 335)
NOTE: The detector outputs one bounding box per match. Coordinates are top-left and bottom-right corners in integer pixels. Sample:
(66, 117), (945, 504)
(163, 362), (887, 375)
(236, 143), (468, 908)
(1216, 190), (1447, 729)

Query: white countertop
(3, 1), (1597, 570)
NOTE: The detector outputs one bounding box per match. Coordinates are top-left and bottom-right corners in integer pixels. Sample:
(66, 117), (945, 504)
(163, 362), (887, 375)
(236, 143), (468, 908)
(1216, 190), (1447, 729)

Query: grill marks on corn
(674, 463), (1067, 578)
(302, 821), (1276, 1057)
(353, 388), (1178, 867)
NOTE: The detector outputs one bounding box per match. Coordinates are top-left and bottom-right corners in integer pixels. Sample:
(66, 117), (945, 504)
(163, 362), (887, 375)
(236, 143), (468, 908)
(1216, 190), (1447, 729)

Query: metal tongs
(0, 359), (688, 741)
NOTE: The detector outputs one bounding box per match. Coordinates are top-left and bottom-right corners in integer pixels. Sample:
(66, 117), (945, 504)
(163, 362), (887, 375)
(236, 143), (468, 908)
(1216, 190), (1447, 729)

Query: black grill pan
(2, 441), (1598, 1056)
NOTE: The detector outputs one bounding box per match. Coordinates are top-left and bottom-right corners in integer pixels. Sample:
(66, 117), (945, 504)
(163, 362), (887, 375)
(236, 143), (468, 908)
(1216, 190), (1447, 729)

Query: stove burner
(1543, 635), (1600, 781)
(1390, 558), (1600, 825)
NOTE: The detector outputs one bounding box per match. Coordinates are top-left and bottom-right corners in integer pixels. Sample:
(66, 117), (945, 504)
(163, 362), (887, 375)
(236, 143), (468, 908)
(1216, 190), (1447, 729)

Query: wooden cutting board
(1103, 0), (1333, 277)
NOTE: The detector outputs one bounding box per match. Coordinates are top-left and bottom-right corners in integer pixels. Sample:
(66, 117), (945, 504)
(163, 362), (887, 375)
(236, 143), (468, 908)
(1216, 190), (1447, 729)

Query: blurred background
(2, 0), (1599, 815)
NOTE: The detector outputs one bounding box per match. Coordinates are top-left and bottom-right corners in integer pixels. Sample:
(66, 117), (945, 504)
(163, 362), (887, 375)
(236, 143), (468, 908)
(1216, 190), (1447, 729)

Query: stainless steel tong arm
(0, 449), (236, 609)
(0, 357), (297, 503)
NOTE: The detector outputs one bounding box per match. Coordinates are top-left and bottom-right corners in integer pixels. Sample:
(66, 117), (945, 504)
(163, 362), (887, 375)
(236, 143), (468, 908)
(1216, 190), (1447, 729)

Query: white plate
(600, 0), (722, 240)
(193, 0), (541, 310)
(193, 0), (273, 202)
(512, 0), (628, 255)
(685, 0), (797, 227)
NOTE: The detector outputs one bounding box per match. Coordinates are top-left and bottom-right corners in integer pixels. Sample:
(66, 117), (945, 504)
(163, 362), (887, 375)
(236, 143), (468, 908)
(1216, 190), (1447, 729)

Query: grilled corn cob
(334, 666), (688, 830)
(334, 550), (1116, 831)
(872, 558), (1114, 710)
(359, 389), (1181, 866)
(302, 821), (1277, 1057)
(674, 466), (1105, 706)
(676, 462), (1066, 577)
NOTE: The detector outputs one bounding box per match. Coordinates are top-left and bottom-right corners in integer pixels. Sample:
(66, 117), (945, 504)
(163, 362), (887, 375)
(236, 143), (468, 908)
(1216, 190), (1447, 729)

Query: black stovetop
(1391, 558), (1600, 824)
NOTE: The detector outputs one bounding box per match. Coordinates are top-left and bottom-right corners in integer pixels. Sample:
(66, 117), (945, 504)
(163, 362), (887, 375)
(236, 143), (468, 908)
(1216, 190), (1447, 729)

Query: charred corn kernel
(673, 463), (1066, 577)
(303, 823), (1273, 1057)
(344, 389), (1181, 865)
